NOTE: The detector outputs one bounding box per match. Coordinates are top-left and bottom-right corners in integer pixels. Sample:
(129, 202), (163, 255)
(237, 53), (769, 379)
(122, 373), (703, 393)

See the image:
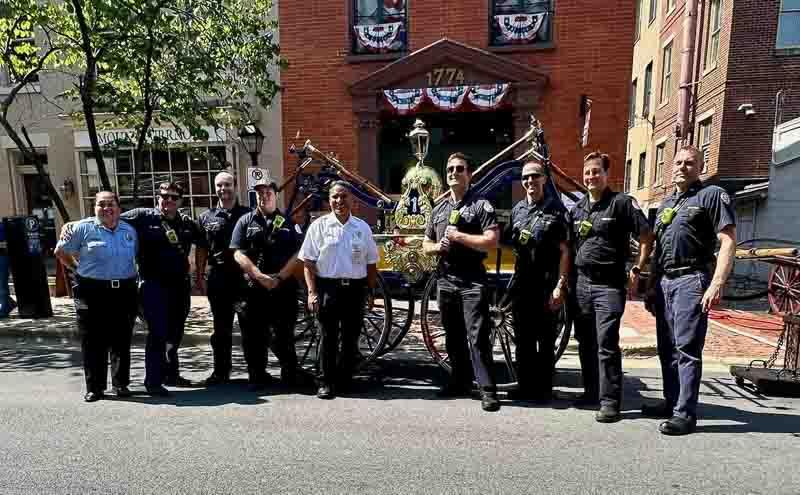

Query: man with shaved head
(197, 170), (252, 385)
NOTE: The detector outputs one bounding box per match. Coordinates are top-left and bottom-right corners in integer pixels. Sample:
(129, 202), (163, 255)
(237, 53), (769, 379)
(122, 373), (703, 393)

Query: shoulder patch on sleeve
(720, 192), (730, 205)
(483, 202), (494, 213)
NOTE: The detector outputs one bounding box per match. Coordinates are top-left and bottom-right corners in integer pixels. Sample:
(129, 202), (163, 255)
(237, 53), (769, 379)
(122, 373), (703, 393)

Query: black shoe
(595, 404), (622, 423)
(84, 392), (103, 402)
(436, 383), (472, 398)
(641, 402), (674, 418)
(659, 416), (696, 436)
(204, 373), (230, 386)
(113, 386), (132, 398)
(317, 385), (334, 399)
(146, 385), (170, 397)
(164, 376), (193, 387)
(572, 394), (600, 408)
(481, 391), (501, 412)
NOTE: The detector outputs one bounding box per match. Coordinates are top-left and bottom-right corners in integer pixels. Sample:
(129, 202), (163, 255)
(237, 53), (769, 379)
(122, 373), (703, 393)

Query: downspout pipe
(689, 0), (706, 144)
(676, 0), (699, 141)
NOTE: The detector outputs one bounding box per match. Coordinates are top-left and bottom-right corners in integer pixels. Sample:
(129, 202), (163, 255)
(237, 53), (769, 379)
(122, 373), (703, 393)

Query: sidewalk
(0, 296), (785, 367)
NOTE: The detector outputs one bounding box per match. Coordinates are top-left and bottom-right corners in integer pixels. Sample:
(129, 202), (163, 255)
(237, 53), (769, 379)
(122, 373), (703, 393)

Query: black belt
(663, 266), (706, 279)
(77, 276), (137, 290)
(317, 277), (366, 288)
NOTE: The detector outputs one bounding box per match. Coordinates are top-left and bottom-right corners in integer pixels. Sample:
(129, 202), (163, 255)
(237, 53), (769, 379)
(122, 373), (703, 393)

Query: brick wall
(279, 0), (636, 192)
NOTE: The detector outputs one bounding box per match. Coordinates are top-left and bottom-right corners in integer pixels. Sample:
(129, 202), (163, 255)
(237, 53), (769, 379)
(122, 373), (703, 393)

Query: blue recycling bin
(0, 222), (14, 317)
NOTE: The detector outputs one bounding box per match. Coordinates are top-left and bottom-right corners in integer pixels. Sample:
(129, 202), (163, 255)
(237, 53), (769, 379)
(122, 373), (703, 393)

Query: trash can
(2, 216), (52, 318)
(0, 222), (15, 317)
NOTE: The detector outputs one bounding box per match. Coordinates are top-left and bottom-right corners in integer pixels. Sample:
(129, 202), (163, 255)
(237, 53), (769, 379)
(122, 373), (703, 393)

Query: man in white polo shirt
(298, 180), (379, 399)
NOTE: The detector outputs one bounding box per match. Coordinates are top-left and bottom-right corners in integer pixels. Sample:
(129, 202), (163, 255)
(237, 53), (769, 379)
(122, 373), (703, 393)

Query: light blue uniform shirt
(57, 217), (138, 280)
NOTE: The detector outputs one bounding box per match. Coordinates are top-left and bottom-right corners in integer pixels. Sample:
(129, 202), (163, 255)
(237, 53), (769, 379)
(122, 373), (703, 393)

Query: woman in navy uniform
(644, 145), (736, 435)
(55, 191), (139, 402)
(503, 160), (571, 403)
(231, 173), (302, 389)
(422, 152), (501, 412)
(120, 182), (208, 396)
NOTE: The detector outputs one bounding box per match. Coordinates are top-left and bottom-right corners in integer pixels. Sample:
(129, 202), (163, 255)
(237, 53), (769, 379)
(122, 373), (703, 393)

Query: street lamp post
(238, 122), (265, 168)
(408, 118), (430, 167)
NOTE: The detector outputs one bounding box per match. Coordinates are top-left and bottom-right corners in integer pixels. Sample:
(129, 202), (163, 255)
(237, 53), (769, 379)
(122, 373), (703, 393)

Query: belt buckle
(111, 279), (120, 289)
(341, 279), (350, 287)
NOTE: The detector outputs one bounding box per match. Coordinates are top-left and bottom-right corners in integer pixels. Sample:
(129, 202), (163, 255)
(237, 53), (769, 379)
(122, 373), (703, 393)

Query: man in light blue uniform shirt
(56, 191), (139, 402)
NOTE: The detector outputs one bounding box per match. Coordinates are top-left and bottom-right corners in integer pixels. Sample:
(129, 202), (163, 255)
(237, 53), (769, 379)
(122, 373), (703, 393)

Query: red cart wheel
(768, 264), (800, 316)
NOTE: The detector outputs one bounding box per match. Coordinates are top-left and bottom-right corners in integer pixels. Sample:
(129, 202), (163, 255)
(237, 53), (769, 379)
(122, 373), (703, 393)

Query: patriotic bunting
(383, 85), (510, 114)
(354, 22), (403, 52)
(494, 13), (547, 43)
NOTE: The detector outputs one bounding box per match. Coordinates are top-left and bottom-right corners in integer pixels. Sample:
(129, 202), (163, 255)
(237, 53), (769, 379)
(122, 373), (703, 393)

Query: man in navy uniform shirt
(196, 171), (252, 385)
(503, 159), (571, 403)
(55, 191), (139, 402)
(231, 172), (302, 389)
(644, 145), (736, 435)
(570, 152), (653, 423)
(121, 182), (207, 396)
(422, 152), (501, 412)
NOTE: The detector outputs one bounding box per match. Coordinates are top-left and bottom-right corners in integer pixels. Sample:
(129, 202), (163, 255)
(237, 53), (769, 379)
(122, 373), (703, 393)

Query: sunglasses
(522, 173), (544, 181)
(159, 193), (181, 201)
(446, 165), (466, 174)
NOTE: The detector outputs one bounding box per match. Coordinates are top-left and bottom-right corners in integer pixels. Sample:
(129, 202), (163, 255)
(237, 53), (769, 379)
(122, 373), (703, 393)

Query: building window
(637, 152), (647, 189)
(2, 16), (40, 85)
(654, 142), (665, 185)
(667, 0), (676, 14)
(705, 0), (722, 68)
(649, 0), (658, 24)
(635, 0), (642, 40)
(352, 0), (407, 55)
(624, 160), (632, 193)
(699, 117), (712, 171)
(643, 62), (653, 118)
(629, 79), (638, 128)
(490, 0), (553, 47)
(777, 0), (800, 49)
(79, 145), (230, 219)
(660, 42), (673, 104)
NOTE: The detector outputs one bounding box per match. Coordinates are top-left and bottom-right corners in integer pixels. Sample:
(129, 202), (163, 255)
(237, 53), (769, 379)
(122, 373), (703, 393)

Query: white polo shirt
(298, 212), (379, 279)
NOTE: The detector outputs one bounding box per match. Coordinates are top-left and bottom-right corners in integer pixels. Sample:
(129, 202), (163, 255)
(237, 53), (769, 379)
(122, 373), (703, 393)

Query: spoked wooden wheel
(293, 273), (392, 371)
(420, 274), (572, 391)
(768, 264), (800, 316)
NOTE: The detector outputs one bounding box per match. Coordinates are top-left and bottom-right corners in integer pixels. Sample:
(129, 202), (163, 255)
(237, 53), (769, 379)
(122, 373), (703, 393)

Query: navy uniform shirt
(571, 188), (651, 269)
(230, 208), (302, 285)
(120, 208), (207, 283)
(198, 203), (252, 272)
(56, 217), (138, 280)
(504, 195), (569, 288)
(425, 191), (498, 282)
(654, 181), (736, 271)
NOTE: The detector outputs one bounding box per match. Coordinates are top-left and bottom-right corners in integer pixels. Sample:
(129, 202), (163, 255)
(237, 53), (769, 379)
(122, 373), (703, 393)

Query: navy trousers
(207, 267), (242, 377)
(511, 285), (557, 398)
(655, 271), (710, 419)
(141, 278), (191, 388)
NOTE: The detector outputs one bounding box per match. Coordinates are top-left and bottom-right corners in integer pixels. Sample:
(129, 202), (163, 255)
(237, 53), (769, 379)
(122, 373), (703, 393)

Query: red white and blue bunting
(383, 84), (510, 114)
(383, 88), (426, 115)
(354, 22), (403, 52)
(494, 13), (547, 43)
(467, 84), (510, 110)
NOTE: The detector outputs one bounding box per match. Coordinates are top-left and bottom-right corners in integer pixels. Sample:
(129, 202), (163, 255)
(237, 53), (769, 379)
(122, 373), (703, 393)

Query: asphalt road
(1, 336), (799, 495)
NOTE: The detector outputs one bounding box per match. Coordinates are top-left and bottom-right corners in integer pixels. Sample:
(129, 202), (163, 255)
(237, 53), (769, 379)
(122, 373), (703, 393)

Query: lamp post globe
(408, 119), (430, 166)
(239, 122), (265, 168)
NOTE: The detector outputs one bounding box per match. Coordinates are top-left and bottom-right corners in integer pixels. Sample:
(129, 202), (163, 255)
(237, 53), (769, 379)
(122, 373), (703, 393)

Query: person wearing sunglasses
(570, 152), (653, 423)
(422, 152), (501, 412)
(120, 182), (208, 396)
(502, 160), (571, 404)
(55, 191), (139, 402)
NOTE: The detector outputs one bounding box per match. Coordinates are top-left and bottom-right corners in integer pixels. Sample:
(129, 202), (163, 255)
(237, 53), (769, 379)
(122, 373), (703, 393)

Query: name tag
(87, 240), (106, 248)
(352, 243), (363, 264)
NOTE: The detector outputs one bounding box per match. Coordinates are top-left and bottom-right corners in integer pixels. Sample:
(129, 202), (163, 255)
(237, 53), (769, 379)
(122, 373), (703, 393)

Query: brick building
(625, 0), (800, 219)
(279, 0), (637, 203)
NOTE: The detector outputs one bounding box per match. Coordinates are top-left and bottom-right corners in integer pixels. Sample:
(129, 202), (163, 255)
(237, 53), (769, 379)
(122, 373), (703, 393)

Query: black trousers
(141, 278), (191, 388)
(207, 267), (243, 377)
(438, 277), (495, 391)
(237, 284), (298, 381)
(573, 273), (627, 408)
(316, 278), (366, 386)
(74, 277), (138, 394)
(512, 287), (557, 398)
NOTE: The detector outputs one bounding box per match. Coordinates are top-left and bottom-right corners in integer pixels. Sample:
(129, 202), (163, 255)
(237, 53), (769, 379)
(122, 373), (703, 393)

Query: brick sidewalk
(0, 296), (785, 365)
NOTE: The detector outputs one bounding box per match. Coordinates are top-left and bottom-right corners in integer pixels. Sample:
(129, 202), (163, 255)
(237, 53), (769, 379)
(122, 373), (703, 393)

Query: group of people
(55, 143), (735, 437)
